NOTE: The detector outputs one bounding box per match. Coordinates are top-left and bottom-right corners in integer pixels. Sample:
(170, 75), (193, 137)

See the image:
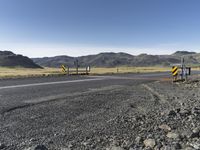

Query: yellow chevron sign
(61, 65), (66, 73)
(172, 66), (178, 76)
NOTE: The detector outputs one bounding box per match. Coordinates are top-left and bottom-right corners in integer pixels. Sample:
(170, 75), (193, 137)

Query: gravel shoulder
(0, 77), (200, 150)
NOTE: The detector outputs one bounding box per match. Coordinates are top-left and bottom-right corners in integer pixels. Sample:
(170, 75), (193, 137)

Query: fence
(61, 65), (90, 75)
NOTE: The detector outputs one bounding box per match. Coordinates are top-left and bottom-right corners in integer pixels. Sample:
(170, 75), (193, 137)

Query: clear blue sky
(0, 0), (200, 57)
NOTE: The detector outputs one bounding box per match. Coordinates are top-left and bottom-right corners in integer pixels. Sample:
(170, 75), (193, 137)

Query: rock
(161, 146), (175, 150)
(135, 136), (142, 144)
(183, 128), (200, 139)
(192, 107), (200, 115)
(159, 124), (171, 132)
(143, 139), (156, 148)
(173, 142), (182, 149)
(34, 145), (48, 150)
(121, 140), (132, 148)
(181, 129), (193, 139)
(144, 147), (152, 150)
(192, 127), (200, 135)
(166, 132), (179, 139)
(60, 148), (71, 150)
(168, 110), (176, 116)
(109, 146), (125, 150)
(179, 109), (191, 116)
(184, 146), (195, 150)
(190, 142), (200, 149)
(190, 132), (199, 139)
(0, 143), (6, 149)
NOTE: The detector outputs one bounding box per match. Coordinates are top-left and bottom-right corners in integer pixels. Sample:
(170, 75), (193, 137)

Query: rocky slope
(0, 51), (42, 68)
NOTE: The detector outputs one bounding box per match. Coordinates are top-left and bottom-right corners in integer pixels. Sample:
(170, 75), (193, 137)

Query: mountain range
(32, 51), (200, 68)
(0, 50), (200, 68)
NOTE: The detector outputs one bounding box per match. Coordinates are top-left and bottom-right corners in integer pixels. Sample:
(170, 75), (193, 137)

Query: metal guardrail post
(67, 66), (69, 75)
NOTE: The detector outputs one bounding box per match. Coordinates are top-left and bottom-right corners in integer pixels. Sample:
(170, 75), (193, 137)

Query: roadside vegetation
(0, 66), (173, 78)
(0, 66), (199, 78)
(90, 66), (171, 74)
(0, 67), (59, 78)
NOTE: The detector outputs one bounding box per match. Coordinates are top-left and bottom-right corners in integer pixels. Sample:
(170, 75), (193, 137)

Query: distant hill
(33, 55), (74, 68)
(32, 51), (200, 68)
(172, 51), (196, 56)
(0, 51), (42, 68)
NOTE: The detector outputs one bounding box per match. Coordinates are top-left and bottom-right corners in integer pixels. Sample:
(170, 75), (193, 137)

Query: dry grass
(0, 67), (61, 78)
(90, 67), (171, 74)
(0, 66), (173, 78)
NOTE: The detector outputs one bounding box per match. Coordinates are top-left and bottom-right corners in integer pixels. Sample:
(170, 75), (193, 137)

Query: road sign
(87, 66), (90, 72)
(61, 65), (66, 73)
(172, 66), (178, 76)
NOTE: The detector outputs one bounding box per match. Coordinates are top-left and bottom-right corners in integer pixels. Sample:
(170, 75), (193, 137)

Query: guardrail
(61, 65), (90, 75)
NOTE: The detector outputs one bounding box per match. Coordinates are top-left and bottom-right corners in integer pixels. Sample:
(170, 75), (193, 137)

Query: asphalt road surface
(0, 72), (169, 115)
(0, 72), (198, 150)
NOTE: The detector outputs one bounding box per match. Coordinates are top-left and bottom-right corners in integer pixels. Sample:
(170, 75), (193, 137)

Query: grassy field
(0, 66), (176, 78)
(0, 67), (60, 78)
(90, 66), (172, 74)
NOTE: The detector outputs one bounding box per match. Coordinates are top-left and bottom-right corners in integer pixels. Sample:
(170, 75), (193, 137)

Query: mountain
(32, 51), (200, 68)
(33, 55), (74, 68)
(172, 51), (196, 56)
(78, 52), (135, 67)
(0, 51), (42, 68)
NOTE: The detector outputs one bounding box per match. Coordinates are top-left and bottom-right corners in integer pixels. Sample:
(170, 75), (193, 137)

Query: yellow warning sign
(172, 66), (178, 76)
(61, 65), (66, 73)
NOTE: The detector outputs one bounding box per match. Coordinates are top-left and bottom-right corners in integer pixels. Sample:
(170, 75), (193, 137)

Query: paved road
(0, 72), (197, 149)
(0, 72), (170, 114)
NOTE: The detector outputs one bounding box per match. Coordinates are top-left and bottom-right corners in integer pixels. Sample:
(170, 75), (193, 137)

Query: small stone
(174, 142), (182, 149)
(168, 110), (176, 116)
(82, 141), (89, 146)
(190, 133), (199, 139)
(187, 128), (200, 139)
(181, 129), (193, 139)
(176, 108), (181, 113)
(179, 109), (191, 116)
(34, 145), (48, 150)
(192, 128), (200, 134)
(143, 139), (156, 148)
(190, 142), (200, 149)
(135, 136), (142, 144)
(166, 132), (179, 139)
(0, 143), (6, 149)
(192, 107), (200, 115)
(60, 148), (71, 150)
(29, 138), (36, 142)
(184, 146), (195, 150)
(110, 146), (125, 150)
(159, 124), (171, 132)
(161, 146), (174, 150)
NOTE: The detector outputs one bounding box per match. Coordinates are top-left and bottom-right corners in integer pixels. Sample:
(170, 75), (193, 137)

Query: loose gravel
(1, 79), (200, 150)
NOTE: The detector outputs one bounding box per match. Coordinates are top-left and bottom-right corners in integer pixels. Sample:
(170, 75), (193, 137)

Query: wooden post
(86, 67), (88, 75)
(76, 66), (78, 75)
(67, 66), (69, 75)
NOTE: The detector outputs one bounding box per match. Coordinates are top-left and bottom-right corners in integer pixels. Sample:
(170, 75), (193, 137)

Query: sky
(0, 0), (200, 57)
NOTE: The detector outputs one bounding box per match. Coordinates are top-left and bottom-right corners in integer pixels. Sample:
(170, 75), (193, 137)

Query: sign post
(172, 66), (178, 82)
(171, 57), (191, 82)
(61, 65), (66, 74)
(74, 59), (79, 75)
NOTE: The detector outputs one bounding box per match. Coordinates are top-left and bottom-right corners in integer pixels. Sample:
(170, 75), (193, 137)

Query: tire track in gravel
(141, 83), (172, 108)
